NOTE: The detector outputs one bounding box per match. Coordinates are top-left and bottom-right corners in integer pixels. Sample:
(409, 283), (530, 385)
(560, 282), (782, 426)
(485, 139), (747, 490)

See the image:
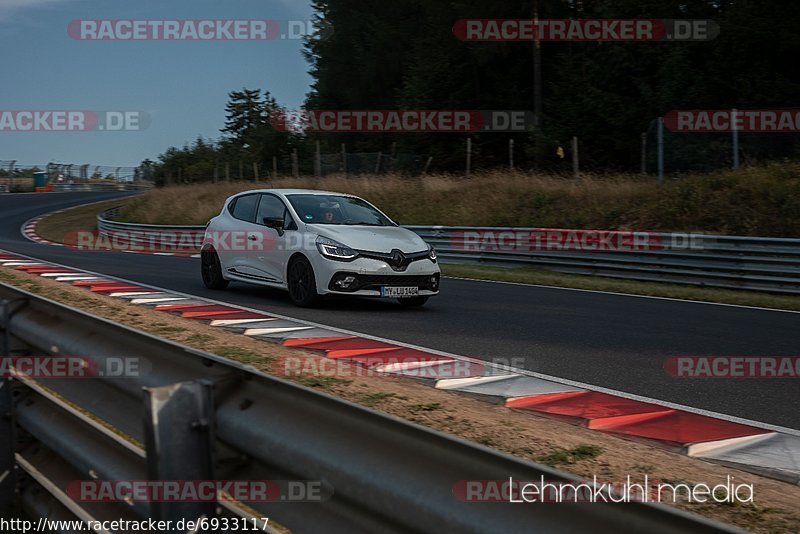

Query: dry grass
(117, 164), (800, 236)
(35, 198), (124, 244)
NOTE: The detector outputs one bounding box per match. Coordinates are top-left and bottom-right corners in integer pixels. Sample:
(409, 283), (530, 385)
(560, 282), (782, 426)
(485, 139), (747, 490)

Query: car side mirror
(263, 217), (285, 237)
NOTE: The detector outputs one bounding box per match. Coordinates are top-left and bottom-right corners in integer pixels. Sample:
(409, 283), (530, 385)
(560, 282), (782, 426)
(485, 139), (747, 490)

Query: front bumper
(311, 255), (440, 297)
(328, 272), (440, 295)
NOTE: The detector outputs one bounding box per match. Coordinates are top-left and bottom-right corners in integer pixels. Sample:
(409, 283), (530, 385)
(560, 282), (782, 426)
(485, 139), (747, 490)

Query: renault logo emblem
(391, 250), (405, 266)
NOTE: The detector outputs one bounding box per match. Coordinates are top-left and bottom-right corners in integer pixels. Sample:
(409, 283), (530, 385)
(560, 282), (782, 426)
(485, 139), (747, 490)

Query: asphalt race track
(1, 192), (798, 429)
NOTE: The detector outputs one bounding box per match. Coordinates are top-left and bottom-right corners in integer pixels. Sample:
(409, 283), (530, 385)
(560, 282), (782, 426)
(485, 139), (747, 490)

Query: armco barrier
(0, 282), (736, 533)
(52, 182), (151, 192)
(95, 209), (800, 294)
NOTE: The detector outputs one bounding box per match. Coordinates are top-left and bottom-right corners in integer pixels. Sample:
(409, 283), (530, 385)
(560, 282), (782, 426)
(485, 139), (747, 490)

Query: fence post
(640, 132), (647, 176)
(509, 139), (515, 170)
(253, 161), (259, 182)
(375, 152), (382, 174)
(571, 136), (579, 177)
(213, 161), (219, 183)
(423, 156), (433, 175)
(273, 156), (278, 180)
(239, 160), (244, 181)
(143, 380), (217, 524)
(315, 141), (321, 177)
(657, 117), (664, 185)
(225, 162), (230, 182)
(341, 144), (347, 176)
(732, 108), (740, 170)
(466, 138), (472, 177)
(292, 149), (299, 178)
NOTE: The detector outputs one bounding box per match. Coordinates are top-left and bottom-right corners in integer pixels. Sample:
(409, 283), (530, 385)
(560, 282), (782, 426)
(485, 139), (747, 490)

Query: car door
(220, 193), (264, 279)
(249, 193), (296, 283)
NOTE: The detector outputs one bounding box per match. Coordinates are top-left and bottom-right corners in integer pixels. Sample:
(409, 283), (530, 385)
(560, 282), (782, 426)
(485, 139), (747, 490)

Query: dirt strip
(0, 266), (797, 532)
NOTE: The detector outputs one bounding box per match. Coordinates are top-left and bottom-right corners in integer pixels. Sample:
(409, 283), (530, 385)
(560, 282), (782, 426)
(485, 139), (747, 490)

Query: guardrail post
(0, 378), (15, 514)
(143, 380), (217, 527)
(732, 108), (740, 170)
(657, 117), (665, 185)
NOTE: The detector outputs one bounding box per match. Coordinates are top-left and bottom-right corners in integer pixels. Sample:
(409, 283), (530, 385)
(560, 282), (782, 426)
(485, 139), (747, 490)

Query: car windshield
(287, 194), (395, 226)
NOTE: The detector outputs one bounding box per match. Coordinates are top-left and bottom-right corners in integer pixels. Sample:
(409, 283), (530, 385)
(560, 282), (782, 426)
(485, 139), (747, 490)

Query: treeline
(146, 0), (800, 183)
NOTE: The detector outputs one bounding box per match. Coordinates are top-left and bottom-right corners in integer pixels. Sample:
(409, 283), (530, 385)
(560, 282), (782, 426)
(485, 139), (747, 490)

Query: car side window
(256, 194), (287, 226)
(231, 194), (259, 223)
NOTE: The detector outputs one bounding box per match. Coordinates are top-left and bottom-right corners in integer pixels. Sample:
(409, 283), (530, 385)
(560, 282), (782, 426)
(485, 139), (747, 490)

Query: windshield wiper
(342, 220), (384, 226)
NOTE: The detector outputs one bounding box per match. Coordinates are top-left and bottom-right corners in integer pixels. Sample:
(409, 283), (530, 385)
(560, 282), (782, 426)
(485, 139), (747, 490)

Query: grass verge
(34, 198), (124, 244)
(120, 164), (800, 236)
(441, 264), (800, 311)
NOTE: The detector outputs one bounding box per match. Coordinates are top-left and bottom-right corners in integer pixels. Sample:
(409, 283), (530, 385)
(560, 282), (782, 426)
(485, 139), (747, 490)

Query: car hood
(309, 225), (427, 254)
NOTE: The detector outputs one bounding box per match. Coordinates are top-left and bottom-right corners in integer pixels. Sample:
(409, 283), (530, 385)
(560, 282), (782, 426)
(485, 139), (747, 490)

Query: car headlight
(428, 243), (438, 262)
(316, 236), (358, 261)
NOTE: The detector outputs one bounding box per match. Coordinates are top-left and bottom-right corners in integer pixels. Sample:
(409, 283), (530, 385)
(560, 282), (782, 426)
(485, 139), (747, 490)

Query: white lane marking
(686, 433), (777, 457)
(210, 319), (276, 326)
(2, 248), (798, 437)
(244, 327), (313, 336)
(130, 297), (190, 304)
(436, 375), (521, 389)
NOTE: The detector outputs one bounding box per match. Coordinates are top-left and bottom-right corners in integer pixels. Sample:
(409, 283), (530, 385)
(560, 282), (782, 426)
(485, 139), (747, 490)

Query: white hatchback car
(201, 189), (440, 307)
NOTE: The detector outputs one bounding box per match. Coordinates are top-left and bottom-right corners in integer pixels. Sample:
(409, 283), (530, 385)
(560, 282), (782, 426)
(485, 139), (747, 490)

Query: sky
(0, 0), (315, 167)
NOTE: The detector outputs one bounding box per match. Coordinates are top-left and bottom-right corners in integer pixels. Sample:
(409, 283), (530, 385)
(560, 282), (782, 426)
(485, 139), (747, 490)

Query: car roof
(232, 188), (355, 197)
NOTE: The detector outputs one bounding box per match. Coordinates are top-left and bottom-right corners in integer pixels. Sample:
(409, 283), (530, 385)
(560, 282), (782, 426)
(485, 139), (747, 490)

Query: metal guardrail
(0, 283), (736, 533)
(52, 183), (152, 192)
(0, 185), (8, 193)
(96, 209), (800, 295)
(410, 226), (800, 295)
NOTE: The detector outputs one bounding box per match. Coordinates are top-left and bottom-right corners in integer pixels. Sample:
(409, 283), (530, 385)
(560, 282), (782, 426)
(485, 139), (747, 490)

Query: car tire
(287, 256), (321, 307)
(201, 248), (229, 290)
(397, 296), (429, 307)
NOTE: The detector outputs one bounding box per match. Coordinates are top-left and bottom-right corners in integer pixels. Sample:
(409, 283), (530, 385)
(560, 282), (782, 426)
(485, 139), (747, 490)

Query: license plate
(381, 286), (419, 298)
